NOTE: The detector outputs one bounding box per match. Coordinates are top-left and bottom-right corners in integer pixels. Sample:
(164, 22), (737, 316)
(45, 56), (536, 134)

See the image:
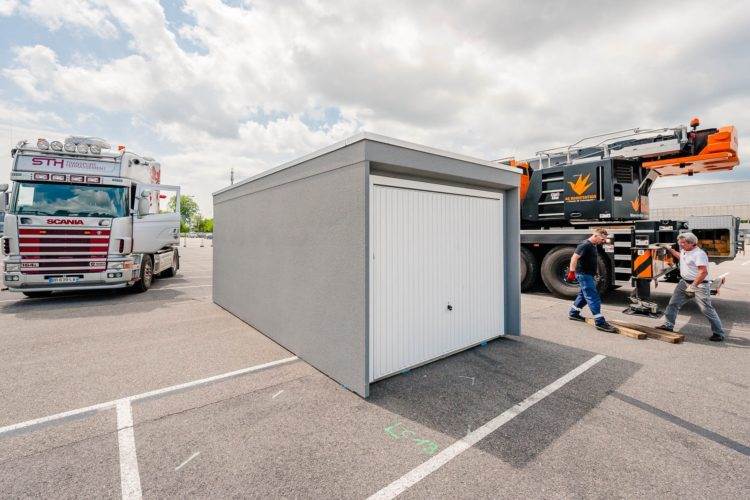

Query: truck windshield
(12, 182), (129, 218)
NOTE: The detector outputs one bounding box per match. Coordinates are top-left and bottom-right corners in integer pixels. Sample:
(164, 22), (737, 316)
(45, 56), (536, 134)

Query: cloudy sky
(0, 0), (748, 216)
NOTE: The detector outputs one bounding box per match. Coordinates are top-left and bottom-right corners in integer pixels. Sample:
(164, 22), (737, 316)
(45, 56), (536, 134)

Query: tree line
(169, 195), (214, 233)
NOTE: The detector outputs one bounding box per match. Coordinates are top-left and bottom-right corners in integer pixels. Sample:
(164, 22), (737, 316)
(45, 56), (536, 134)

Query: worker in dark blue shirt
(567, 228), (617, 332)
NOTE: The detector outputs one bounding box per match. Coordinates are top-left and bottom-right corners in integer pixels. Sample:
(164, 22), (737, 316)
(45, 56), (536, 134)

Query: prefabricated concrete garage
(213, 133), (521, 397)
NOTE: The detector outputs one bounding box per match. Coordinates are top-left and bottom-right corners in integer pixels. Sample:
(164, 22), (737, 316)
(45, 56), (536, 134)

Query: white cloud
(1, 0), (119, 38)
(0, 101), (69, 188)
(0, 0), (18, 16)
(1, 0), (749, 217)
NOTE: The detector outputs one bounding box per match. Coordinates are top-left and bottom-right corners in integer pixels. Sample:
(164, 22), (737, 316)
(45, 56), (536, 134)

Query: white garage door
(370, 176), (504, 382)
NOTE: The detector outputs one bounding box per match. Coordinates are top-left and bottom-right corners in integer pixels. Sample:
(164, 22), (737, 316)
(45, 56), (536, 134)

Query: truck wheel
(22, 291), (53, 298)
(131, 255), (153, 293)
(160, 251), (179, 278)
(541, 246), (610, 299)
(520, 246), (539, 292)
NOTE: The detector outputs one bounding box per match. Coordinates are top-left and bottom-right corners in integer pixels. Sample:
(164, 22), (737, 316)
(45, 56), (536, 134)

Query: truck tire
(520, 246), (539, 292)
(541, 245), (610, 299)
(160, 250), (179, 278)
(22, 291), (53, 298)
(131, 255), (153, 293)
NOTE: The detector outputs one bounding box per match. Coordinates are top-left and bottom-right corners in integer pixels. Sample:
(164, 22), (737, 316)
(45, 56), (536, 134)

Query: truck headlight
(5, 263), (20, 272)
(109, 262), (125, 270)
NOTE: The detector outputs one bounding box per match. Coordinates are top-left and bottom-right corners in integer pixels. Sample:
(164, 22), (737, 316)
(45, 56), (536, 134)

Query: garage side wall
(213, 160), (368, 396)
(504, 187), (521, 335)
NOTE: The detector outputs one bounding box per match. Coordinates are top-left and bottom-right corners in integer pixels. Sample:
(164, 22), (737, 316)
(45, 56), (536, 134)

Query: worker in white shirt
(657, 232), (726, 341)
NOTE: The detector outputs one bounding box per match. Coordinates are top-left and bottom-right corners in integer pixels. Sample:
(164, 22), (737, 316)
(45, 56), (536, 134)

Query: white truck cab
(1, 137), (181, 297)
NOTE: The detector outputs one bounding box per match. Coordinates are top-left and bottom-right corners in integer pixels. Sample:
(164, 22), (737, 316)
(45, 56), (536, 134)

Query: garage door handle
(447, 304), (453, 311)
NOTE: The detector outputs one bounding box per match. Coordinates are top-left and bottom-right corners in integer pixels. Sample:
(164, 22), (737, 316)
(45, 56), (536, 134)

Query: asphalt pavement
(1, 239), (748, 498)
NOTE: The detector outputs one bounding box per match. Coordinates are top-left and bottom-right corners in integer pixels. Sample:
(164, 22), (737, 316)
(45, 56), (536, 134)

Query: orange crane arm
(642, 125), (739, 176)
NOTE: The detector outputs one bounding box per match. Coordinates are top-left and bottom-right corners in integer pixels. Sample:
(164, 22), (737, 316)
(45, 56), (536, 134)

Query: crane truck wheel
(520, 246), (539, 292)
(540, 246), (609, 299)
(131, 255), (154, 293)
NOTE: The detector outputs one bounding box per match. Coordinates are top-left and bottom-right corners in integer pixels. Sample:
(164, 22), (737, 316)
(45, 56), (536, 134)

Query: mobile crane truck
(509, 118), (739, 316)
(1, 136), (181, 297)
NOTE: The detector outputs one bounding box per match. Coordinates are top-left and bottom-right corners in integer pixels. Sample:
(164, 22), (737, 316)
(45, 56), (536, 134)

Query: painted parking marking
(0, 356), (298, 436)
(116, 399), (142, 500)
(175, 452), (201, 471)
(368, 354), (606, 500)
(0, 356), (298, 500)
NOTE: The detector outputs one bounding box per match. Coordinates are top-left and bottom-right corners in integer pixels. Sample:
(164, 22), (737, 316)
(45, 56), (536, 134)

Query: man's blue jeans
(569, 273), (605, 323)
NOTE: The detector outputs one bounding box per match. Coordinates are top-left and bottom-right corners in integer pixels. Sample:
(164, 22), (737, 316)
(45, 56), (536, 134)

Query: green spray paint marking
(384, 421), (439, 455)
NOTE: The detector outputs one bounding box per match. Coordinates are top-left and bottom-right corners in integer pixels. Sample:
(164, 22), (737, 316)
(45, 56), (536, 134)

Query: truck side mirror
(137, 190), (152, 218)
(0, 184), (8, 193)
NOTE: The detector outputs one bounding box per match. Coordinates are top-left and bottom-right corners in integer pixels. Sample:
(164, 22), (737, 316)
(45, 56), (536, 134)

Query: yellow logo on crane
(565, 173), (596, 202)
(568, 174), (592, 195)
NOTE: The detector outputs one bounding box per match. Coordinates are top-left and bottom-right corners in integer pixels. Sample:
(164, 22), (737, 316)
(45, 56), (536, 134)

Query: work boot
(708, 334), (724, 342)
(595, 320), (617, 333)
(655, 324), (674, 332)
(568, 311), (585, 322)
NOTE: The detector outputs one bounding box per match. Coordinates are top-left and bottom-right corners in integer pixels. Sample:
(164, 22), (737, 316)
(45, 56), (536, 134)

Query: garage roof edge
(212, 132), (521, 197)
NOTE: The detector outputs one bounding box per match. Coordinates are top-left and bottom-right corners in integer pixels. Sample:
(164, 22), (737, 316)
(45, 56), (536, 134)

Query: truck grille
(18, 227), (110, 274)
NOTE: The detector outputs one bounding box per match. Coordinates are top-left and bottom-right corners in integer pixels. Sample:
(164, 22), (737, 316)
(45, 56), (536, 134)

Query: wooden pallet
(610, 320), (685, 344)
(584, 318), (646, 339)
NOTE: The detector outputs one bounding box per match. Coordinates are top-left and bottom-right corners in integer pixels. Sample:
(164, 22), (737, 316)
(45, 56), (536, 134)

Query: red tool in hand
(566, 270), (576, 283)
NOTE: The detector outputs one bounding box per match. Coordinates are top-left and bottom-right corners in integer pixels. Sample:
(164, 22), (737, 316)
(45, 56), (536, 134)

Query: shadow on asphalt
(601, 288), (750, 348)
(0, 283), (201, 318)
(368, 336), (640, 468)
(526, 286), (749, 348)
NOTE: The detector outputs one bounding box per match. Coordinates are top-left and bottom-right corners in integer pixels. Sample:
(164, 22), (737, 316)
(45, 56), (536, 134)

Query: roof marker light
(50, 140), (63, 151)
(37, 138), (49, 150)
(89, 144), (101, 154)
(51, 174), (66, 181)
(64, 141), (76, 152)
(70, 175), (85, 182)
(76, 144), (88, 154)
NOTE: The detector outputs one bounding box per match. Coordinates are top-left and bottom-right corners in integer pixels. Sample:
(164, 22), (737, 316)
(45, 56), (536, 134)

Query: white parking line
(116, 399), (142, 500)
(175, 451), (201, 471)
(0, 356), (299, 436)
(367, 354), (606, 500)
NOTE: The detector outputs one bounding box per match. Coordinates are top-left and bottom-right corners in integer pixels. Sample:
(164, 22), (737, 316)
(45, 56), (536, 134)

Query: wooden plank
(610, 320), (685, 344)
(584, 318), (646, 339)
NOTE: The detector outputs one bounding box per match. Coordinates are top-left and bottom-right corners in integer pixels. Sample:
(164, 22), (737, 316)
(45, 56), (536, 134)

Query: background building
(649, 180), (750, 231)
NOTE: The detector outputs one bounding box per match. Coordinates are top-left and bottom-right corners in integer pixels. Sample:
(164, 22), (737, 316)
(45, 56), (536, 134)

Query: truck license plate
(48, 277), (79, 284)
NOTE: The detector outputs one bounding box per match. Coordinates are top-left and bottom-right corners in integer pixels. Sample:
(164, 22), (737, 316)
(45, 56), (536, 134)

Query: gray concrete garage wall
(213, 147), (368, 396)
(214, 133), (521, 397)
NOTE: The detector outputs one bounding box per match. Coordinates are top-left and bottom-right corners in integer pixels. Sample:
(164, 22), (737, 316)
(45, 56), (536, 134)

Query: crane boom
(508, 118), (739, 229)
